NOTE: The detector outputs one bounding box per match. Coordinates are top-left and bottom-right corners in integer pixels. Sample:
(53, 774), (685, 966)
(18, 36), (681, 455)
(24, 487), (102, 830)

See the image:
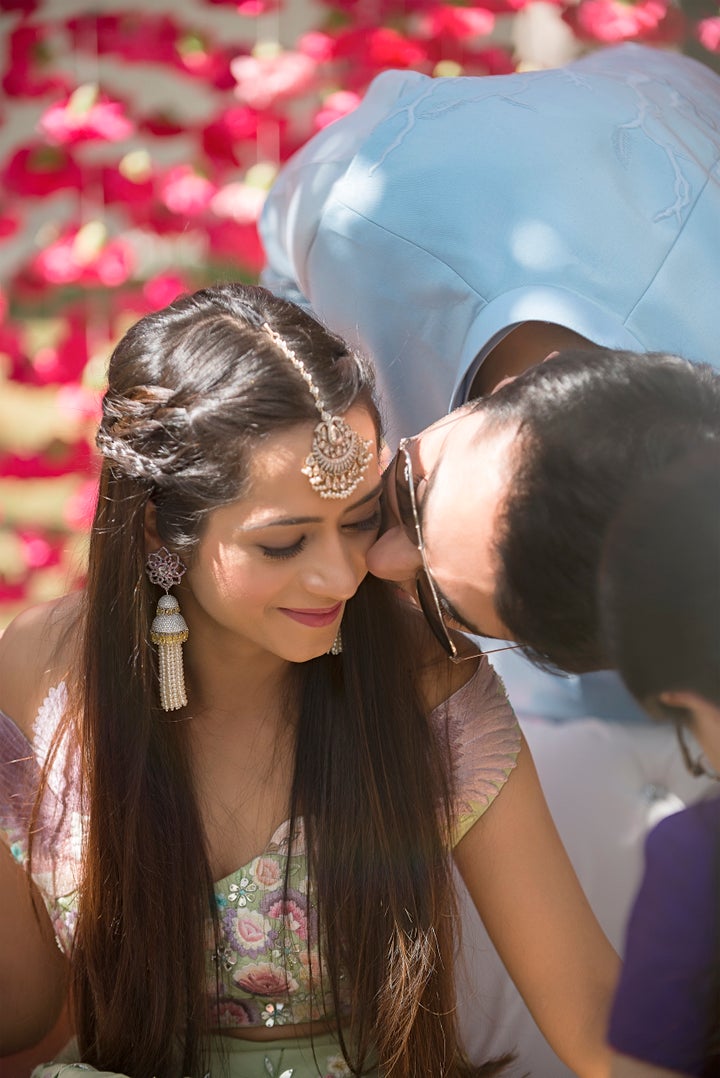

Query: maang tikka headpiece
(263, 323), (372, 499)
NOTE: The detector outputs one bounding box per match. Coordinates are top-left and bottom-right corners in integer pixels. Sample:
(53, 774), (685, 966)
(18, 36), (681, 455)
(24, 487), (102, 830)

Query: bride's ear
(144, 500), (161, 554)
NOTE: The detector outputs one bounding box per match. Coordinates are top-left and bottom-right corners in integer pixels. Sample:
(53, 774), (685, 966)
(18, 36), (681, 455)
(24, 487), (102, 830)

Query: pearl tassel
(329, 625), (342, 656)
(150, 593), (189, 711)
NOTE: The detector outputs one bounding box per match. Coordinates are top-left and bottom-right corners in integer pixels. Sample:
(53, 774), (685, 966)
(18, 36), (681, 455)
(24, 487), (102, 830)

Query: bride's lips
(279, 601), (343, 628)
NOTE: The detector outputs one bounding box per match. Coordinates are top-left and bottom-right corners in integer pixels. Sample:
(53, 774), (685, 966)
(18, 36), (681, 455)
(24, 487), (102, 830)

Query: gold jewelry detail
(146, 548), (189, 711)
(263, 323), (372, 499)
(328, 625), (342, 656)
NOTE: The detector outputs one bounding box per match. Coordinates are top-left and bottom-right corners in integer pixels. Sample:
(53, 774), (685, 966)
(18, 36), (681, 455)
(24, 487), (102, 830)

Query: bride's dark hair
(37, 284), (507, 1078)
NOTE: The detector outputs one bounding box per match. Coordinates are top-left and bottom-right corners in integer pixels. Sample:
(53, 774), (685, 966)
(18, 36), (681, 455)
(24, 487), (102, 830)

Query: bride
(0, 282), (616, 1078)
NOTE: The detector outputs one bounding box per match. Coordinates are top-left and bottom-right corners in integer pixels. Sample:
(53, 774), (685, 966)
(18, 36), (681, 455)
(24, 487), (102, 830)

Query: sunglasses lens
(398, 442), (471, 662)
(394, 452), (418, 546)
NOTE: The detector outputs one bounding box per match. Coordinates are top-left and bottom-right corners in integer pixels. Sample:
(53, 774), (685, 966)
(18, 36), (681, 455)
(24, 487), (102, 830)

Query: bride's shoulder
(0, 591), (82, 738)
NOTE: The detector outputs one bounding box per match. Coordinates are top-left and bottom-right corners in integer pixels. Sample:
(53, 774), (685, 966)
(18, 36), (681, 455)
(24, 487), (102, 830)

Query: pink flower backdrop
(0, 0), (717, 630)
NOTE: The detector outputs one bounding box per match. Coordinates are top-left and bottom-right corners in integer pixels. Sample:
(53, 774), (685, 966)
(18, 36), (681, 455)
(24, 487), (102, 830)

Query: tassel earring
(145, 547), (189, 711)
(329, 626), (343, 656)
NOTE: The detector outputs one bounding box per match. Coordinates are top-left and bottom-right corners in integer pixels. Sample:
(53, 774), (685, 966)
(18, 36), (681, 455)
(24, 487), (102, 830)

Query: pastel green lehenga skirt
(32, 1033), (378, 1078)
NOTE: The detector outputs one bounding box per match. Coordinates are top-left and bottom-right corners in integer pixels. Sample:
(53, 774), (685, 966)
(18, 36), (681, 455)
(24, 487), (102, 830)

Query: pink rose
(235, 910), (267, 949)
(419, 6), (495, 39)
(264, 898), (309, 940)
(206, 220), (265, 274)
(231, 50), (317, 110)
(159, 165), (216, 216)
(211, 182), (266, 224)
(313, 91), (361, 133)
(201, 105), (264, 167)
(3, 145), (82, 198)
(142, 274), (189, 311)
(563, 0), (685, 42)
(698, 15), (720, 51)
(39, 87), (135, 146)
(233, 962), (299, 997)
(30, 224), (134, 287)
(251, 856), (282, 889)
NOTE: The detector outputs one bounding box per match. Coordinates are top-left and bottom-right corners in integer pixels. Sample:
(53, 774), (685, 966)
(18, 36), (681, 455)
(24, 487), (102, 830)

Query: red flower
(67, 13), (178, 65)
(0, 0), (40, 12)
(139, 112), (186, 138)
(456, 44), (516, 75)
(142, 273), (191, 310)
(297, 31), (336, 62)
(29, 222), (135, 287)
(419, 5), (496, 39)
(204, 0), (281, 12)
(27, 316), (89, 386)
(422, 31), (515, 72)
(318, 0), (436, 15)
(18, 530), (62, 570)
(201, 105), (262, 167)
(173, 32), (235, 88)
(333, 27), (429, 75)
(0, 442), (93, 480)
(64, 477), (100, 531)
(2, 144), (82, 198)
(0, 211), (20, 242)
(39, 85), (135, 146)
(0, 322), (24, 381)
(461, 0), (530, 12)
(158, 165), (217, 216)
(135, 206), (192, 236)
(312, 91), (361, 132)
(0, 579), (28, 603)
(563, 0), (685, 43)
(211, 181), (267, 223)
(2, 25), (71, 98)
(100, 151), (156, 207)
(206, 219), (266, 274)
(697, 14), (720, 50)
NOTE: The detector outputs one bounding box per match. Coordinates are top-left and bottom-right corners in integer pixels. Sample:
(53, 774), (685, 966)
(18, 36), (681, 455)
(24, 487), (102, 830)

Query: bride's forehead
(206, 408), (380, 520)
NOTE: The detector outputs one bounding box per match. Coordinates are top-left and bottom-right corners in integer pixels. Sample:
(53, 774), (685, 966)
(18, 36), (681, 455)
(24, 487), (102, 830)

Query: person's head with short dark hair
(600, 447), (720, 774)
(369, 349), (720, 673)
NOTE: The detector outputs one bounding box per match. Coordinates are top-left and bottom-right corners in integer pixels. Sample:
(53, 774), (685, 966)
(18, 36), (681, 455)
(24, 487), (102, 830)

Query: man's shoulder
(646, 796), (720, 859)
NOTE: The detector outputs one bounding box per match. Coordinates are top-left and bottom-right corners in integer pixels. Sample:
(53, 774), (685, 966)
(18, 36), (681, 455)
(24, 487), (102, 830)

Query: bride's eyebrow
(241, 482), (383, 531)
(344, 481), (383, 511)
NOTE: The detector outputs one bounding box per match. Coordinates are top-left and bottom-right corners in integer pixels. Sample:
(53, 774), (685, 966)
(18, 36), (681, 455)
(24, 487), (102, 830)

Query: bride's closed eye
(344, 507), (382, 532)
(261, 538), (307, 560)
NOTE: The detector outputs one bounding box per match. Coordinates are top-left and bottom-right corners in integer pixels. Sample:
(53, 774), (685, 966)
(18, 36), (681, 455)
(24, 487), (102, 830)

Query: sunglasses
(674, 720), (720, 782)
(393, 438), (522, 664)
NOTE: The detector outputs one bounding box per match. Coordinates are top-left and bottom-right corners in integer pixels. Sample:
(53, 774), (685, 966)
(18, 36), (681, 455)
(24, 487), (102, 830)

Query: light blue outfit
(260, 43), (720, 723)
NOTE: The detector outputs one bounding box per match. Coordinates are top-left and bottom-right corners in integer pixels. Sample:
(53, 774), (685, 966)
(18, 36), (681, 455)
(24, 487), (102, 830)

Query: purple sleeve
(608, 797), (720, 1075)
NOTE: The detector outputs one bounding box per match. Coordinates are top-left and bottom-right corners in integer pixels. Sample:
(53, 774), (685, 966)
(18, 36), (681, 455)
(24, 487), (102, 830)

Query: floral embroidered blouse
(0, 661), (520, 1031)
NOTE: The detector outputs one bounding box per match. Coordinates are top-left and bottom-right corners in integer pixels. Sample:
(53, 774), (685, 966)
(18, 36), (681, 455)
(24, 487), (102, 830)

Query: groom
(260, 41), (720, 1074)
(260, 39), (720, 685)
